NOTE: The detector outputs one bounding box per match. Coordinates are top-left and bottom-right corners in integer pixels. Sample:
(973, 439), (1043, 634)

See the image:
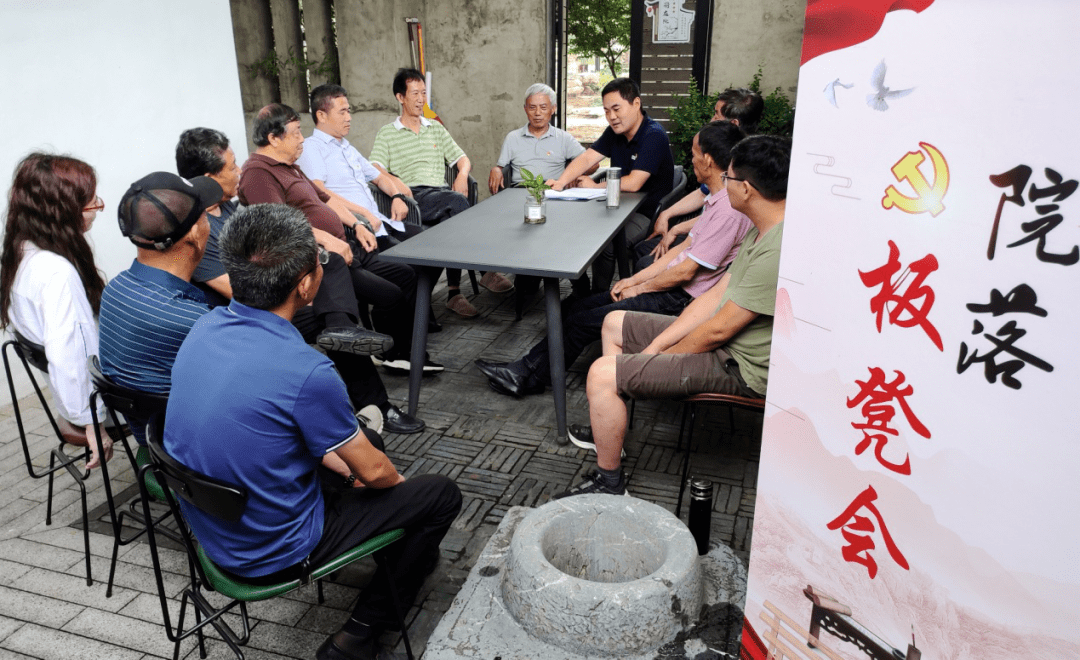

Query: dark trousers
(382, 224), (443, 296)
(310, 251), (362, 321)
(293, 252), (389, 409)
(311, 473), (462, 629)
(517, 287), (692, 387)
(345, 238), (417, 360)
(577, 212), (654, 294)
(631, 233), (688, 272)
(411, 186), (471, 290)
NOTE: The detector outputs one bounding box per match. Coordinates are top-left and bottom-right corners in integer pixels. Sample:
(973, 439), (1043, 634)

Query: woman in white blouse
(0, 153), (113, 468)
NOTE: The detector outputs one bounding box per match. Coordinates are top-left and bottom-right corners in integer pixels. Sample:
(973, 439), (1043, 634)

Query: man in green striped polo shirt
(369, 68), (513, 318)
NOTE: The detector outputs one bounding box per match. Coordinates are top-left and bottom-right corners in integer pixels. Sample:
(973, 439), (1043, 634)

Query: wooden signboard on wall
(630, 0), (712, 133)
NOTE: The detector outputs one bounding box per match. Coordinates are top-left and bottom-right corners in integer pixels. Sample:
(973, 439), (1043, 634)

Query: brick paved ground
(0, 278), (762, 659)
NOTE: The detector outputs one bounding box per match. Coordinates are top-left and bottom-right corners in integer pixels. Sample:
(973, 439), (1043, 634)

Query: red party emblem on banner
(882, 142), (950, 217)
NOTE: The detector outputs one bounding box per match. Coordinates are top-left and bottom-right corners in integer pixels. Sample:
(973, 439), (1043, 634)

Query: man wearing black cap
(98, 172), (222, 447)
(99, 170), (425, 438)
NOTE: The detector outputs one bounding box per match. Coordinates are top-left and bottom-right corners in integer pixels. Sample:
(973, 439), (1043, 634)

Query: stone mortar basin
(501, 494), (703, 657)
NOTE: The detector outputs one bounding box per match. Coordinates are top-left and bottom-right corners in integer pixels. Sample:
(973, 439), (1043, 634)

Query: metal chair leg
(469, 270), (480, 296)
(46, 450), (56, 525)
(78, 479), (91, 586)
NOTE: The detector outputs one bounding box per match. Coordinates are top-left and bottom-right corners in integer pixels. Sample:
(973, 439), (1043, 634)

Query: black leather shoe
(475, 359), (540, 398)
(317, 326), (394, 357)
(316, 627), (380, 660)
(382, 405), (425, 434)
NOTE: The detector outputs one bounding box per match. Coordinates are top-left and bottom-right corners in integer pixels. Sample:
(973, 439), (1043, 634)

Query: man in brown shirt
(239, 103), (441, 373)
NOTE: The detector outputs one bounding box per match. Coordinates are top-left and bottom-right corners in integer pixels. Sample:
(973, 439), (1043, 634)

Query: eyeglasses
(293, 246), (329, 289)
(84, 195), (105, 213)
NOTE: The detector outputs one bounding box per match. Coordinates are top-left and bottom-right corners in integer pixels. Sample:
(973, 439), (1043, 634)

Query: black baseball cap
(118, 172), (222, 250)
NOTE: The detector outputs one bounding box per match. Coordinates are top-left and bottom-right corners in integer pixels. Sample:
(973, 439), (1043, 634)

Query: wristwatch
(392, 193), (409, 203)
(343, 474), (356, 488)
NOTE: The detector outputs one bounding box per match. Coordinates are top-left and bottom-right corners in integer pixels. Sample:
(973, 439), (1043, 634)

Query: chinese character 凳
(847, 367), (929, 475)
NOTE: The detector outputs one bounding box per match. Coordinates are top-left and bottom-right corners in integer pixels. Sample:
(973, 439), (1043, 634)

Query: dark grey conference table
(380, 188), (646, 439)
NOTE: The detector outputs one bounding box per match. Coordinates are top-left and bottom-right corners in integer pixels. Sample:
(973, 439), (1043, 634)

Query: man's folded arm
(334, 429), (404, 489)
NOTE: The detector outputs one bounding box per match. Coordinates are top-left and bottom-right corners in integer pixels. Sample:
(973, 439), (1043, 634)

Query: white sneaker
(356, 404), (384, 434)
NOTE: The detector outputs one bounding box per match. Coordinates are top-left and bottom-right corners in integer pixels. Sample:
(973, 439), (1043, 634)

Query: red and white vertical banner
(742, 1), (1080, 658)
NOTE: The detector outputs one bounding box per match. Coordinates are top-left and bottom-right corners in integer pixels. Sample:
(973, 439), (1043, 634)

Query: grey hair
(219, 204), (318, 310)
(524, 83), (556, 107)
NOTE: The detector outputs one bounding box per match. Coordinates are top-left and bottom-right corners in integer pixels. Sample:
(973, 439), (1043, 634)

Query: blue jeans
(517, 288), (692, 387)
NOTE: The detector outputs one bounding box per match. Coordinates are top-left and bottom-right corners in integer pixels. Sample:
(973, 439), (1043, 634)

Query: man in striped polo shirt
(98, 172), (222, 446)
(369, 67), (513, 318)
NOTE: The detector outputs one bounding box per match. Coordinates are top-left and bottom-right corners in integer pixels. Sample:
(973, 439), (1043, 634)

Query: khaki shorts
(615, 312), (756, 400)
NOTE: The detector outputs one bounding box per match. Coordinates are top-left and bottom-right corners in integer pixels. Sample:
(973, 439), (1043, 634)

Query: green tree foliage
(749, 67), (796, 136)
(668, 78), (716, 189)
(566, 0), (631, 78)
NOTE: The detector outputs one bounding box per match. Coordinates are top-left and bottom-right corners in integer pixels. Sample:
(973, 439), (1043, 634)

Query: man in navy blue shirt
(549, 77), (675, 293)
(166, 204), (461, 660)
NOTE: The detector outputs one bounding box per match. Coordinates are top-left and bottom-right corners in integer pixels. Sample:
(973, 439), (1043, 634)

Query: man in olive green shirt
(556, 135), (790, 498)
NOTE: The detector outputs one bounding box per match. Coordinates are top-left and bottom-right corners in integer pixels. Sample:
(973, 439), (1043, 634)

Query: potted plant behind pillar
(520, 168), (550, 224)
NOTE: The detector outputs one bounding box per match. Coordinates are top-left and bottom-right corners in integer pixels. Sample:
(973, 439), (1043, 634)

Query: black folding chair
(88, 356), (176, 597)
(140, 416), (415, 660)
(1, 331), (93, 585)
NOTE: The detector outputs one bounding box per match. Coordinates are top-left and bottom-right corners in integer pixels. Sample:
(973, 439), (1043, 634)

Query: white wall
(0, 0), (248, 406)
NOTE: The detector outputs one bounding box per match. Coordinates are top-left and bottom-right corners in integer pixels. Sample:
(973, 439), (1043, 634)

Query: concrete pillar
(269, 0), (308, 111)
(303, 0), (337, 89)
(707, 0), (806, 101)
(229, 0), (277, 112)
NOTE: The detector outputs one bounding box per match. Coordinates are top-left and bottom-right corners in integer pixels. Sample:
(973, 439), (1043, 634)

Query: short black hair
(393, 68), (425, 97)
(310, 84), (348, 122)
(175, 127), (230, 179)
(600, 77), (641, 104)
(252, 103), (301, 147)
(220, 204), (318, 310)
(729, 135), (791, 202)
(716, 88), (765, 134)
(696, 121), (746, 171)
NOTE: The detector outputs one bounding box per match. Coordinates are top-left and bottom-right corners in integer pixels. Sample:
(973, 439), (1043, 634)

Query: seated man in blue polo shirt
(165, 204), (462, 660)
(549, 77), (675, 293)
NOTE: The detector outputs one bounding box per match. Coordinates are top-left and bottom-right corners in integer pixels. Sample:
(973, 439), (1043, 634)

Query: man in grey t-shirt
(488, 83), (589, 194)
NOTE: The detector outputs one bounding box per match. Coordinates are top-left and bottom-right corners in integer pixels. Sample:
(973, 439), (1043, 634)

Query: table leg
(407, 269), (432, 416)
(544, 277), (568, 441)
(614, 225), (631, 279)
